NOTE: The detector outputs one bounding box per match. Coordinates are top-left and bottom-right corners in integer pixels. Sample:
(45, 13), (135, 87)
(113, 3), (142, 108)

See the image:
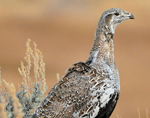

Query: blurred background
(0, 0), (150, 117)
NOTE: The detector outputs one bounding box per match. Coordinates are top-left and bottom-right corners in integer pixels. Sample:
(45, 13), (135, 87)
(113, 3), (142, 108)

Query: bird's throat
(86, 25), (115, 68)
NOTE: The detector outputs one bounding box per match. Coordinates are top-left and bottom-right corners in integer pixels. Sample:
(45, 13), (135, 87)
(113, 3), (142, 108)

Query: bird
(32, 8), (134, 118)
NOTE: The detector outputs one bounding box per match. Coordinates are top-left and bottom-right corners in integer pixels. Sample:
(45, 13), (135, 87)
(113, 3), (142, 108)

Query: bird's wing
(33, 62), (119, 118)
(33, 62), (92, 118)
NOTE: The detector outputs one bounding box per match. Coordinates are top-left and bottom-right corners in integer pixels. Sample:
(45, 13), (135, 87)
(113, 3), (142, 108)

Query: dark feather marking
(96, 92), (119, 118)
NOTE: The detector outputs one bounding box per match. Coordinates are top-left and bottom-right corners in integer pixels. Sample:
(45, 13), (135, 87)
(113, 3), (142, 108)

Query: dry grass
(137, 108), (149, 118)
(116, 108), (149, 118)
(0, 39), (47, 118)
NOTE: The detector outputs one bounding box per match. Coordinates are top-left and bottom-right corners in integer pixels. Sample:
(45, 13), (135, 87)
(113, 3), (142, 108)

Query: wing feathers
(33, 62), (119, 118)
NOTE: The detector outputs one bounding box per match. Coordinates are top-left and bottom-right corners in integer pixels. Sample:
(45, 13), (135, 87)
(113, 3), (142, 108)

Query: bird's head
(99, 8), (134, 34)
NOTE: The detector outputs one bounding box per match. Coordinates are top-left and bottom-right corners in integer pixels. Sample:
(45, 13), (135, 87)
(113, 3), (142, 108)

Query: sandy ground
(0, 0), (150, 117)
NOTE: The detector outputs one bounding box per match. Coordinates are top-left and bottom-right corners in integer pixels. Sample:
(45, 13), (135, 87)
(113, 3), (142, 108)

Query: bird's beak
(124, 11), (135, 20)
(129, 14), (135, 19)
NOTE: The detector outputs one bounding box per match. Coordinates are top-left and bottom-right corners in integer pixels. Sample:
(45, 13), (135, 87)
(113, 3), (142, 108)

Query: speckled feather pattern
(33, 62), (119, 118)
(32, 8), (134, 118)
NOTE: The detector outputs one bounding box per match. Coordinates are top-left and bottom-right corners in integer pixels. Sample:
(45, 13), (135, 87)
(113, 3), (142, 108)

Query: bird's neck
(86, 22), (115, 69)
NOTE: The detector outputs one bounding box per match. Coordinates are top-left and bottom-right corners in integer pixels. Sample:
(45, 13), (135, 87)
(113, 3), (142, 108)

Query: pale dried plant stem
(32, 42), (38, 83)
(31, 42), (47, 92)
(56, 73), (60, 81)
(116, 114), (120, 118)
(137, 108), (141, 118)
(26, 39), (32, 96)
(20, 61), (27, 88)
(41, 62), (46, 92)
(18, 39), (33, 98)
(32, 42), (40, 83)
(146, 108), (149, 118)
(116, 114), (122, 118)
(39, 51), (46, 92)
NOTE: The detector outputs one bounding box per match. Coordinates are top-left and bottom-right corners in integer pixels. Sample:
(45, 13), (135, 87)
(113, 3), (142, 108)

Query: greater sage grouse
(32, 8), (134, 118)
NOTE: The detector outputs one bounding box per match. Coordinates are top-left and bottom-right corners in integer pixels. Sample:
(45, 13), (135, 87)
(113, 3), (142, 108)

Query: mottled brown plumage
(32, 8), (134, 118)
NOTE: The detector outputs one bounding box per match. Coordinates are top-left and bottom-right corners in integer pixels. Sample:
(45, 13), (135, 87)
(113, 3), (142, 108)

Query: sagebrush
(0, 39), (47, 118)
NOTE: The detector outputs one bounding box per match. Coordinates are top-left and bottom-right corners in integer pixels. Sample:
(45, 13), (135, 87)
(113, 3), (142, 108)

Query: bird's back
(32, 62), (119, 118)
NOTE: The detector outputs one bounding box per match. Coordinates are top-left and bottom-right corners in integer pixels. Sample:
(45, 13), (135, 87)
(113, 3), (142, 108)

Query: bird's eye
(114, 12), (119, 16)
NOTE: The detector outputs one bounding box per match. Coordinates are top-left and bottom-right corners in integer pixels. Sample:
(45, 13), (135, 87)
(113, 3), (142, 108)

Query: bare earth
(0, 0), (150, 117)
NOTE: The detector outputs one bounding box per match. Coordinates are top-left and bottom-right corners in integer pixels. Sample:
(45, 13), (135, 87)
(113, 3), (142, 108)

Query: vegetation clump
(0, 39), (47, 118)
